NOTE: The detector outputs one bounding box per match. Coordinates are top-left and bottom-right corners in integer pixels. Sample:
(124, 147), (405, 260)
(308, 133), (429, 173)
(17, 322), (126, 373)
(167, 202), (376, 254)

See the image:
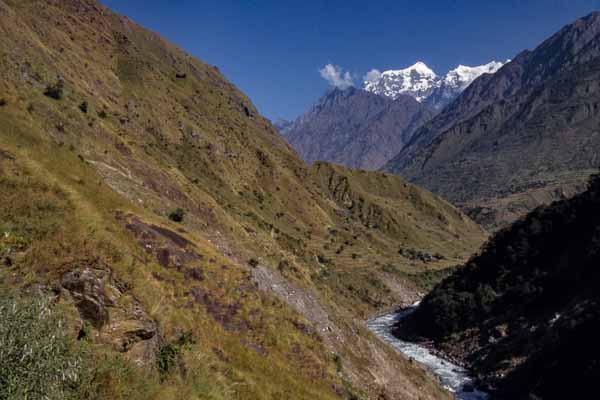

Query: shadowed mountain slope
(385, 12), (600, 230)
(400, 173), (600, 399)
(284, 87), (434, 170)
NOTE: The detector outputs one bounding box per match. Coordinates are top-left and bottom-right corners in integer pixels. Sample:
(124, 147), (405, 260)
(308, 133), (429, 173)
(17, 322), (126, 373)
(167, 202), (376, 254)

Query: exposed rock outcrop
(61, 265), (159, 366)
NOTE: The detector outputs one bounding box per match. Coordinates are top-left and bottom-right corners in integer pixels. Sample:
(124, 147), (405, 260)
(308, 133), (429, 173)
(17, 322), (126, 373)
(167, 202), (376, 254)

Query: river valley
(367, 305), (489, 400)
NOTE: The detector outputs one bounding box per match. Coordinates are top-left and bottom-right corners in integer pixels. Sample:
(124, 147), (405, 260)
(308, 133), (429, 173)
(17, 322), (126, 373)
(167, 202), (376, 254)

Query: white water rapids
(367, 305), (489, 400)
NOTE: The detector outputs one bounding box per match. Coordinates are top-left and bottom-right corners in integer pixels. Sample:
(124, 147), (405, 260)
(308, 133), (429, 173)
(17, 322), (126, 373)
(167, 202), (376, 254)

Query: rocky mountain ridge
(384, 12), (600, 230)
(276, 60), (506, 171)
(272, 117), (292, 135)
(283, 87), (435, 170)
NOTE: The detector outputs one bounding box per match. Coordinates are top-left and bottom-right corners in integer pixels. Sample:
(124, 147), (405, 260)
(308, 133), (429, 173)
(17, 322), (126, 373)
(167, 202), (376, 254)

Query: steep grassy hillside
(0, 0), (485, 398)
(399, 173), (600, 399)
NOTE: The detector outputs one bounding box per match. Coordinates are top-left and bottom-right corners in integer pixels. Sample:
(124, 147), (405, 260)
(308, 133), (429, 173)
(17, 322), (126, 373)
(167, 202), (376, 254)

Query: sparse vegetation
(398, 247), (445, 263)
(382, 264), (457, 291)
(44, 80), (64, 100)
(168, 208), (185, 223)
(0, 294), (197, 400)
(77, 321), (93, 341)
(332, 353), (343, 373)
(317, 253), (331, 265)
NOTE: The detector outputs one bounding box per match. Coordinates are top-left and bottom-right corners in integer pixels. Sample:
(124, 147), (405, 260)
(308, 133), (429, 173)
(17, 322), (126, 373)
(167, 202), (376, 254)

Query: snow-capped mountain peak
(364, 61), (439, 102)
(382, 61), (438, 79)
(364, 60), (507, 110)
(442, 61), (506, 91)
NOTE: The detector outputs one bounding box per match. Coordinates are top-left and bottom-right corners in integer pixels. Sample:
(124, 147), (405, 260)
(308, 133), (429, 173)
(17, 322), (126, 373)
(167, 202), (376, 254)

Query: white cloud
(319, 64), (354, 89)
(363, 69), (382, 84)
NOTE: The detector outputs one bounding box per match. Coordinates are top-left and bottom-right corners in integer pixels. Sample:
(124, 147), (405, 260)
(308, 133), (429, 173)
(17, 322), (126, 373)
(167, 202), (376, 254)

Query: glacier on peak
(364, 60), (507, 109)
(442, 61), (506, 91)
(381, 61), (438, 79)
(364, 61), (439, 102)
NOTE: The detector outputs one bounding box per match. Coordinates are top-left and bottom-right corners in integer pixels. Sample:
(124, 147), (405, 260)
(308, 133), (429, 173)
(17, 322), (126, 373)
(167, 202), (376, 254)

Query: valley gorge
(1, 2), (599, 400)
(277, 11), (600, 399)
(394, 172), (600, 400)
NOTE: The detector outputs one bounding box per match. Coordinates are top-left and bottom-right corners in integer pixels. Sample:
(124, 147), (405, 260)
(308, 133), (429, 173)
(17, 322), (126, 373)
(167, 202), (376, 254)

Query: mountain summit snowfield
(442, 62), (506, 92)
(363, 62), (439, 102)
(364, 61), (507, 110)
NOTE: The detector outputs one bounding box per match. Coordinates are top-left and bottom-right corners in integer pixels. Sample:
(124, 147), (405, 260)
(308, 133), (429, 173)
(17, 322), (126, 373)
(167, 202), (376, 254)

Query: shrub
(317, 254), (330, 265)
(79, 101), (88, 113)
(168, 208), (185, 223)
(44, 81), (64, 100)
(0, 295), (88, 400)
(332, 353), (343, 373)
(97, 110), (108, 119)
(157, 343), (180, 375)
(77, 321), (93, 341)
(157, 332), (195, 376)
(0, 295), (169, 400)
(0, 98), (6, 107)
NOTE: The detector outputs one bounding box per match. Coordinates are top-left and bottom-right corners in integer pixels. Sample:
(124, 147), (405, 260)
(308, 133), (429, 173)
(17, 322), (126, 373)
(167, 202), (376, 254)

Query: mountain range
(284, 12), (600, 231)
(364, 60), (506, 110)
(279, 60), (506, 171)
(385, 12), (600, 229)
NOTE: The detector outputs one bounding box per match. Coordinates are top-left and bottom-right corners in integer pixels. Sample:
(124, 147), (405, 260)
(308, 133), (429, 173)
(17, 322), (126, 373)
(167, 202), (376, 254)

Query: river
(367, 305), (489, 400)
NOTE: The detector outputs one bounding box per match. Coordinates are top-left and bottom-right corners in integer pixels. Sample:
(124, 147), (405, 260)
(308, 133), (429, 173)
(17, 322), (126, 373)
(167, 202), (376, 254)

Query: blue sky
(101, 0), (600, 121)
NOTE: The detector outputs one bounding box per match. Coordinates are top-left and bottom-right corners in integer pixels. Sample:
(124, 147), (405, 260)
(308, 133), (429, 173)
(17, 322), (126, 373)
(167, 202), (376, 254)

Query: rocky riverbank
(367, 305), (488, 400)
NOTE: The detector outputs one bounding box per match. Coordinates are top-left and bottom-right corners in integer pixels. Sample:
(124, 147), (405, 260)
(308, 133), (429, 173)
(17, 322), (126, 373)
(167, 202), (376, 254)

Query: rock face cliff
(0, 0), (485, 398)
(399, 173), (600, 399)
(284, 87), (434, 170)
(385, 12), (600, 230)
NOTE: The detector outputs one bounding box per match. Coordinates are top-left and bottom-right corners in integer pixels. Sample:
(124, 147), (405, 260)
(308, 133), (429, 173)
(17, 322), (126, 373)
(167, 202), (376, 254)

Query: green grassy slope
(0, 0), (486, 398)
